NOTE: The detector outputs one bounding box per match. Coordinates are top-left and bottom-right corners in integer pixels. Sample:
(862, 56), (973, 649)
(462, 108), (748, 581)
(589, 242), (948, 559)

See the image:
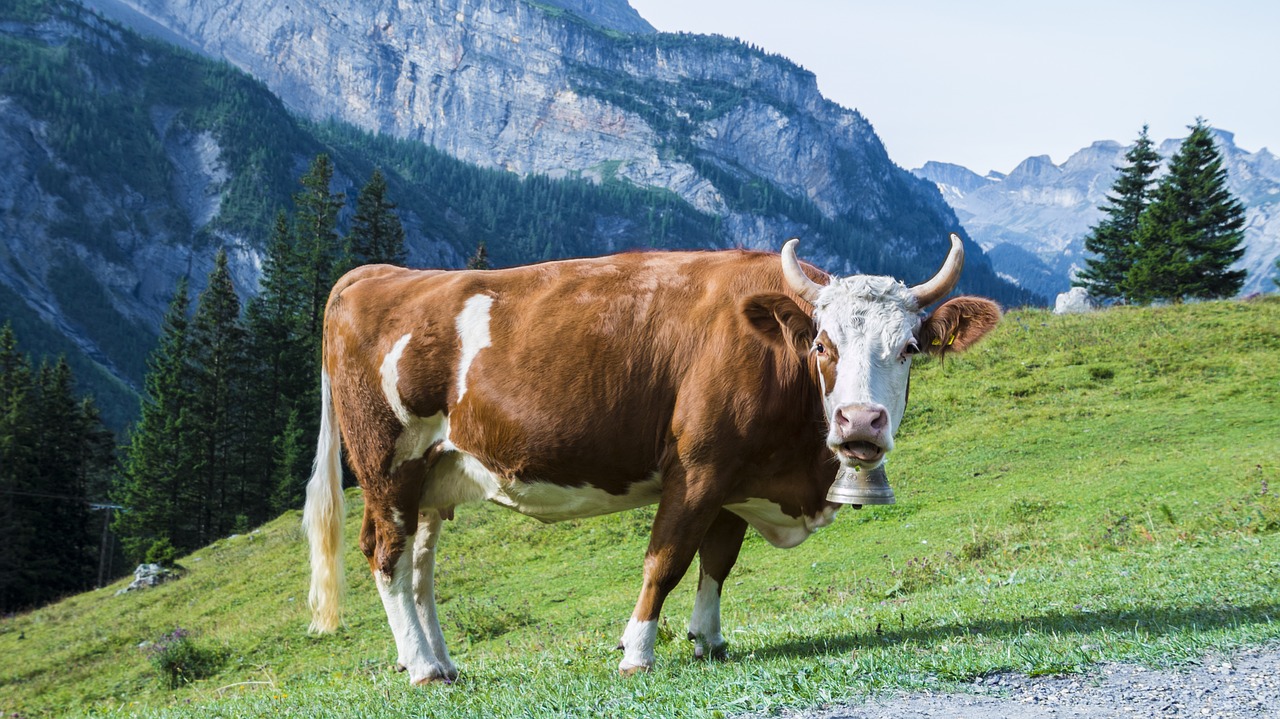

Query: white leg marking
(688, 572), (724, 659)
(411, 511), (455, 679)
(618, 618), (658, 673)
(455, 294), (494, 401)
(375, 536), (454, 683)
(380, 333), (414, 426)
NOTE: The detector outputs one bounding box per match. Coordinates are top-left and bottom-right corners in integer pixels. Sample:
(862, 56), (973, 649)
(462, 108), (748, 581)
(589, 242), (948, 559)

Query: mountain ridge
(0, 0), (1037, 429)
(914, 130), (1280, 299)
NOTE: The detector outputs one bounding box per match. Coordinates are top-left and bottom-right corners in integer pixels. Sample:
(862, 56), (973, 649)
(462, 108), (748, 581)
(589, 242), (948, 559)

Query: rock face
(0, 45), (261, 427)
(84, 0), (1022, 287)
(1, 0), (1036, 431)
(914, 131), (1280, 298)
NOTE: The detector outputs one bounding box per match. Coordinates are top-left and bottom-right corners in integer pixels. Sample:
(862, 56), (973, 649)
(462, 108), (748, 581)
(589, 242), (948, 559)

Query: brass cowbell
(826, 465), (895, 506)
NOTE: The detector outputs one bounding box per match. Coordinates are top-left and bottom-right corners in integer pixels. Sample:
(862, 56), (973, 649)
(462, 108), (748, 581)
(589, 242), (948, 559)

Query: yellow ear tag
(947, 334), (956, 346)
(931, 338), (943, 346)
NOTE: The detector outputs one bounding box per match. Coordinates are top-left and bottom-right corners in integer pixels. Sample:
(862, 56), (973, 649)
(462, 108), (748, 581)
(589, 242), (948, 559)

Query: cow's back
(324, 251), (810, 498)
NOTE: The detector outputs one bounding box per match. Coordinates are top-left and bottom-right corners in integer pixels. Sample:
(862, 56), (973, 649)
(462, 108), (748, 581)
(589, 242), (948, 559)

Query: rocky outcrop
(114, 563), (183, 594)
(83, 0), (1023, 292)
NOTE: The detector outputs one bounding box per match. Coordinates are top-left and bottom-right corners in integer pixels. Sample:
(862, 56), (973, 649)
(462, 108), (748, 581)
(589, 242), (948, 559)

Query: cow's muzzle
(831, 404), (890, 468)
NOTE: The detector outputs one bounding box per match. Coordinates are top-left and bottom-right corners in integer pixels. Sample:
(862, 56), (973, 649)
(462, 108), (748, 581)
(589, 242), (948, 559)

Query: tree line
(0, 154), (413, 612)
(109, 155), (410, 565)
(1075, 119), (1248, 304)
(0, 326), (116, 611)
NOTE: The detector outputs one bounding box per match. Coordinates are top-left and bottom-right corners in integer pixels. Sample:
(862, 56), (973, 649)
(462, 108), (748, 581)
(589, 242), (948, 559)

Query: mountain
(77, 0), (1036, 295)
(1, 0), (1036, 428)
(914, 132), (1280, 299)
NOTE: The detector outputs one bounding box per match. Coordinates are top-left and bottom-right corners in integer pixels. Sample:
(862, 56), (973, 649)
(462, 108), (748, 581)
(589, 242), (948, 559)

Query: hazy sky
(627, 1), (1280, 175)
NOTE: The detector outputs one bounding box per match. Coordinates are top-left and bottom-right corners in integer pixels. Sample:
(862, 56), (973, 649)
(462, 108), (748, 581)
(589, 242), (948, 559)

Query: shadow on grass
(753, 602), (1280, 660)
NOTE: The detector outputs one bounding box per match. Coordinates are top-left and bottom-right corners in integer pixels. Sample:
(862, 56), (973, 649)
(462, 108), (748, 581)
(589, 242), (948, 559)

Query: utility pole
(90, 502), (124, 587)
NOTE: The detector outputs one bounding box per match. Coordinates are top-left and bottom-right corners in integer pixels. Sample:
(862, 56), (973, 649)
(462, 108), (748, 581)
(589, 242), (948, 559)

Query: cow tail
(304, 369), (344, 633)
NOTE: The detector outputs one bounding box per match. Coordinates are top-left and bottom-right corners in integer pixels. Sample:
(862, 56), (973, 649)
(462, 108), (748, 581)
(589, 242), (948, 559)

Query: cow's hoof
(689, 630), (728, 661)
(693, 643), (728, 661)
(412, 674), (457, 686)
(618, 662), (652, 676)
(407, 663), (458, 686)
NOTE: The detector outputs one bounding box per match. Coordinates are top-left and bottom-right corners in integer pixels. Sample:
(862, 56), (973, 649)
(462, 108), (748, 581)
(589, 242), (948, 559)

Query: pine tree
(346, 168), (406, 268)
(1126, 119), (1248, 303)
(244, 212), (311, 520)
(1074, 125), (1160, 302)
(466, 241), (491, 270)
(114, 279), (199, 563)
(268, 408), (309, 514)
(295, 154), (346, 354)
(188, 248), (250, 544)
(30, 359), (97, 596)
(1, 326), (117, 608)
(0, 323), (39, 609)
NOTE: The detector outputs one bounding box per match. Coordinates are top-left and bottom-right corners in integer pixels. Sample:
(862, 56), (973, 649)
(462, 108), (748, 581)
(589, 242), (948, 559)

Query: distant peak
(1005, 154), (1061, 183)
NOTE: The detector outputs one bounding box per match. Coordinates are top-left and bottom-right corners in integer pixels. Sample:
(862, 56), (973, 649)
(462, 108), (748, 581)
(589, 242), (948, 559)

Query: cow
(303, 234), (1001, 682)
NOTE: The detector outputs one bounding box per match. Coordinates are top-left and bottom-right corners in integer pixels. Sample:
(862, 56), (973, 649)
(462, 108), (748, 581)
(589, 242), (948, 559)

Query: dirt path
(786, 645), (1280, 718)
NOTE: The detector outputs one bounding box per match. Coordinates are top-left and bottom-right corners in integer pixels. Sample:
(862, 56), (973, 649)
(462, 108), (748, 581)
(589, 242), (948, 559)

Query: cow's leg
(409, 508), (456, 680)
(361, 466), (454, 684)
(688, 509), (747, 660)
(618, 469), (725, 675)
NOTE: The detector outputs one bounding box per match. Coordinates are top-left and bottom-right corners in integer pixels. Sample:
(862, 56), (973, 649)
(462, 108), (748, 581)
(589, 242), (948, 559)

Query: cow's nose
(834, 404), (889, 438)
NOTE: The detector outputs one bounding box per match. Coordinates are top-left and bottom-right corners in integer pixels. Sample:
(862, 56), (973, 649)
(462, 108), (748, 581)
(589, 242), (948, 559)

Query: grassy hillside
(2, 298), (1278, 718)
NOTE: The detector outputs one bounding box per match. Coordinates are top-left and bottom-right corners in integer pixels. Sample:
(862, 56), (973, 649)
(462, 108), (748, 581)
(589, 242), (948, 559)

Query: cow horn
(910, 233), (965, 308)
(781, 238), (823, 304)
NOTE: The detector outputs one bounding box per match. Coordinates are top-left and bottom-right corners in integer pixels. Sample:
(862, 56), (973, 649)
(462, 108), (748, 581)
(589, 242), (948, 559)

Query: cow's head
(768, 234), (1000, 472)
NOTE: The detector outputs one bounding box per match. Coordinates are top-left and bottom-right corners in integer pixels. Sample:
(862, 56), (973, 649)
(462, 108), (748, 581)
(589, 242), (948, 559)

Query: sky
(626, 0), (1280, 175)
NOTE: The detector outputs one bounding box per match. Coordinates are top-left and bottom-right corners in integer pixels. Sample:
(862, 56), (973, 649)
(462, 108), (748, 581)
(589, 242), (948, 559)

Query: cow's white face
(778, 234), (1000, 474)
(810, 276), (921, 471)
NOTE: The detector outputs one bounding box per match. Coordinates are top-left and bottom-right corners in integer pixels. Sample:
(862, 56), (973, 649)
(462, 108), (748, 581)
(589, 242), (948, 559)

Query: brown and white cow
(303, 235), (1000, 682)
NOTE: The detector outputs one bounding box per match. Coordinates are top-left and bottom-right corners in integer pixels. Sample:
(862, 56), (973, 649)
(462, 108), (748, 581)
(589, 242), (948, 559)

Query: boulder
(1054, 287), (1097, 314)
(115, 563), (182, 595)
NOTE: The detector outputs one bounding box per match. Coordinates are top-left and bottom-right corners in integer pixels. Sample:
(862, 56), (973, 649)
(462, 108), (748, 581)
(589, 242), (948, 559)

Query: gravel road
(784, 645), (1280, 719)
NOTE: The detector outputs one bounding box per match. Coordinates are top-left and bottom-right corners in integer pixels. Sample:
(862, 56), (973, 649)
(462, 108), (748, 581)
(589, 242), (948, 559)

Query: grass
(2, 298), (1278, 717)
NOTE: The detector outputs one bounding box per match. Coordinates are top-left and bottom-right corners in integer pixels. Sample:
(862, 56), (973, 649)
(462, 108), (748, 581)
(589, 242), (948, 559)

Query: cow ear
(918, 296), (1001, 356)
(741, 293), (814, 360)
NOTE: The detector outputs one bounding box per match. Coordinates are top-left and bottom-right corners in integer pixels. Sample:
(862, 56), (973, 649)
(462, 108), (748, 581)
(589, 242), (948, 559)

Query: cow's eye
(814, 342), (826, 356)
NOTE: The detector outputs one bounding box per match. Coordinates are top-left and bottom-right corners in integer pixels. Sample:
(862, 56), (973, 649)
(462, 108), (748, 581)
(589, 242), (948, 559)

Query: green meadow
(2, 298), (1278, 718)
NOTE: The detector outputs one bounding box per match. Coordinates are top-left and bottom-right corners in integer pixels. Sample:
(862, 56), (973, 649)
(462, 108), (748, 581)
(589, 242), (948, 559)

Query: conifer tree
(0, 327), (116, 608)
(244, 212), (311, 519)
(268, 408), (309, 514)
(466, 241), (491, 270)
(30, 359), (97, 594)
(1126, 119), (1247, 303)
(188, 248), (249, 543)
(1074, 125), (1160, 302)
(295, 154), (346, 353)
(346, 168), (406, 268)
(0, 323), (39, 609)
(114, 279), (199, 562)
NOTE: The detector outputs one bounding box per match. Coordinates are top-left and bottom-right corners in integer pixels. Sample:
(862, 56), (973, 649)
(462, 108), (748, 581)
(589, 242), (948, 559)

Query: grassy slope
(2, 298), (1278, 718)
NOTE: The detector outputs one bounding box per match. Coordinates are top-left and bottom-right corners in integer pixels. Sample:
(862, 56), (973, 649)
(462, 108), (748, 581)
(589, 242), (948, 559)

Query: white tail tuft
(303, 370), (344, 633)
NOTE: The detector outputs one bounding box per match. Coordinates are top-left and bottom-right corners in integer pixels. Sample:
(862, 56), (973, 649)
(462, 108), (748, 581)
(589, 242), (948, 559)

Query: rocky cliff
(2, 0), (1039, 428)
(915, 131), (1280, 298)
(82, 0), (1029, 297)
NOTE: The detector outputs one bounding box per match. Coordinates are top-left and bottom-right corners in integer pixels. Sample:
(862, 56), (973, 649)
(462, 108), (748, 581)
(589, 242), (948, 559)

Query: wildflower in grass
(142, 626), (225, 688)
